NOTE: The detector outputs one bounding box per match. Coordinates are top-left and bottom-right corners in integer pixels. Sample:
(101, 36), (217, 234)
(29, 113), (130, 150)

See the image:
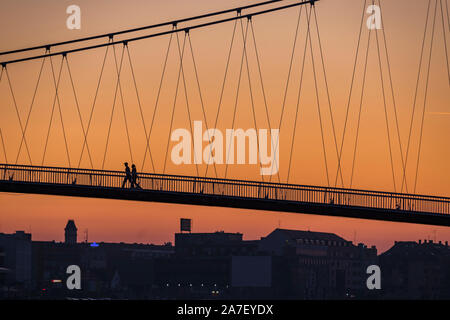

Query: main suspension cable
(0, 0), (292, 56)
(1, 0), (316, 66)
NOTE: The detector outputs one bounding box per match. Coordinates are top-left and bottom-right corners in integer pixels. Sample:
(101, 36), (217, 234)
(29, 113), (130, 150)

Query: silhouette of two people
(122, 162), (141, 189)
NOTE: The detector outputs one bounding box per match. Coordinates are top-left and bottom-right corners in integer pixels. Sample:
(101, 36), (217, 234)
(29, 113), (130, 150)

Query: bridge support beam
(1, 180), (449, 227)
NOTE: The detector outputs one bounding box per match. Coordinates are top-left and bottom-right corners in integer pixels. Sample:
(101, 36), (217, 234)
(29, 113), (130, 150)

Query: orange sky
(0, 0), (449, 253)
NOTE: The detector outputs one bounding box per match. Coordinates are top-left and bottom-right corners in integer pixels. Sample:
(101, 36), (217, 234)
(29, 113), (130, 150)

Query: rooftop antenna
(84, 229), (88, 243)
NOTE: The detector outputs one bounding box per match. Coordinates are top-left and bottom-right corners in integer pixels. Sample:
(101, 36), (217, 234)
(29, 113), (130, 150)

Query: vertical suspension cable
(0, 67), (4, 164)
(142, 30), (174, 172)
(65, 55), (94, 169)
(377, 0), (409, 193)
(126, 45), (156, 173)
(335, 0), (367, 188)
(305, 5), (330, 187)
(163, 32), (187, 174)
(286, 6), (312, 184)
(102, 44), (126, 170)
(175, 31), (200, 177)
(445, 0), (450, 31)
(49, 54), (71, 167)
(249, 19), (279, 183)
(5, 67), (33, 165)
(439, 0), (450, 85)
(274, 6), (303, 183)
(238, 17), (265, 182)
(374, 6), (397, 192)
(312, 6), (344, 187)
(224, 18), (250, 179)
(187, 33), (218, 178)
(350, 23), (372, 188)
(78, 40), (112, 168)
(205, 18), (238, 177)
(112, 43), (134, 165)
(42, 56), (67, 166)
(401, 0), (432, 193)
(414, 0), (439, 193)
(15, 51), (47, 165)
(0, 128), (7, 164)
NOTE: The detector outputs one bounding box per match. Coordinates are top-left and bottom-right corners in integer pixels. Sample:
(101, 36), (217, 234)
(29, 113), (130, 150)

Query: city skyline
(1, 0), (450, 255)
(2, 220), (449, 300)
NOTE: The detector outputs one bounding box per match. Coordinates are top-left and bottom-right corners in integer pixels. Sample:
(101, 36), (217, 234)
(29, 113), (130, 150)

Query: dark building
(64, 220), (77, 245)
(32, 240), (174, 299)
(259, 229), (378, 299)
(155, 231), (268, 299)
(380, 239), (450, 299)
(175, 231), (258, 257)
(0, 245), (6, 293)
(0, 231), (32, 297)
(30, 220), (175, 299)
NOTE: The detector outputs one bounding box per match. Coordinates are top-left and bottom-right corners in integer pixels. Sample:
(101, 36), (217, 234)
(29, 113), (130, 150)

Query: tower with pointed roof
(64, 220), (77, 244)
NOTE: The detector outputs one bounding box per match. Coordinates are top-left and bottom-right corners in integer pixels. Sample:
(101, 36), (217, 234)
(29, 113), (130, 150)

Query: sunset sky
(0, 0), (449, 253)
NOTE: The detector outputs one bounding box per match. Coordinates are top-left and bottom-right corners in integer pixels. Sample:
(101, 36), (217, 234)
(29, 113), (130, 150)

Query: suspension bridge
(0, 0), (449, 226)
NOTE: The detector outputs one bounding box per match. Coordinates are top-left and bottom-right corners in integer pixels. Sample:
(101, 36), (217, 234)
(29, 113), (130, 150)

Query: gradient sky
(0, 0), (449, 253)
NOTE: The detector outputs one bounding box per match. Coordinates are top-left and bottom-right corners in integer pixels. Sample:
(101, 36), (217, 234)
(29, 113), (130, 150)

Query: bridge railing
(1, 163), (450, 215)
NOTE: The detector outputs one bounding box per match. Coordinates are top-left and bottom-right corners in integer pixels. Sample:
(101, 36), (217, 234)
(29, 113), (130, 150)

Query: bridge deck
(1, 164), (449, 226)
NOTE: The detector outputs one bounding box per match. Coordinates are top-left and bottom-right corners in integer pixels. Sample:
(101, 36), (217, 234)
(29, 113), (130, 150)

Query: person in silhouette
(122, 162), (132, 188)
(131, 164), (141, 189)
